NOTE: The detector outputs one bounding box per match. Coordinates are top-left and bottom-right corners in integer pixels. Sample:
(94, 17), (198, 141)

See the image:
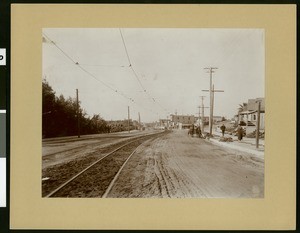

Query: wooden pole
(128, 106), (130, 133)
(76, 89), (80, 138)
(256, 101), (261, 148)
(211, 84), (215, 134)
(138, 112), (141, 130)
(209, 70), (213, 135)
(204, 67), (217, 135)
(201, 97), (205, 133)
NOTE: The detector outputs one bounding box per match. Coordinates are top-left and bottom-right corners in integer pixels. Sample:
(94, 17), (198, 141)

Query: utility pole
(128, 106), (130, 133)
(166, 115), (169, 130)
(212, 85), (214, 120)
(76, 89), (80, 138)
(199, 96), (208, 133)
(204, 67), (218, 135)
(197, 106), (201, 126)
(202, 84), (224, 135)
(256, 101), (261, 148)
(138, 112), (141, 130)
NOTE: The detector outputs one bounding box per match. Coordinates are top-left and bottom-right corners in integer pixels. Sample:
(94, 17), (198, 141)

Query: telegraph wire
(119, 28), (147, 92)
(43, 32), (160, 117)
(76, 65), (118, 93)
(119, 28), (169, 114)
(119, 28), (133, 66)
(44, 34), (113, 90)
(44, 34), (125, 69)
(43, 33), (134, 102)
(79, 63), (126, 68)
(43, 34), (77, 64)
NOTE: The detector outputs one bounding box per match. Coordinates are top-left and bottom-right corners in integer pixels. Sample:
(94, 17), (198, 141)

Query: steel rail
(101, 137), (158, 198)
(45, 132), (165, 198)
(43, 131), (160, 157)
(101, 147), (140, 198)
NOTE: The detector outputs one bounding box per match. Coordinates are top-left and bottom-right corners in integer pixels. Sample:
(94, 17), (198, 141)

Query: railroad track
(43, 131), (160, 158)
(43, 131), (167, 197)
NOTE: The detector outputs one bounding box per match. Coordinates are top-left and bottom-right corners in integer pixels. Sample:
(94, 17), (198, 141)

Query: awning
(239, 110), (256, 115)
(239, 110), (265, 115)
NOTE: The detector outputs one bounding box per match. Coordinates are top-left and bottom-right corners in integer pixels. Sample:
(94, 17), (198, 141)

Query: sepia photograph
(9, 3), (296, 230)
(42, 28), (265, 198)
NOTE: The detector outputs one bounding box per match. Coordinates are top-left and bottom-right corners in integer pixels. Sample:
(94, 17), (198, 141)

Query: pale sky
(42, 28), (264, 123)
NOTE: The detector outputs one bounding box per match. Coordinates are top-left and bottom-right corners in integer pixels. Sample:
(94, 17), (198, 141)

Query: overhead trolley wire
(119, 28), (169, 114)
(43, 35), (78, 64)
(42, 32), (159, 117)
(119, 28), (147, 92)
(119, 28), (133, 65)
(79, 63), (126, 68)
(43, 33), (130, 98)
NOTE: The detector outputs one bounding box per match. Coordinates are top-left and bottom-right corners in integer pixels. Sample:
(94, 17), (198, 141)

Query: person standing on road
(220, 124), (226, 137)
(196, 126), (202, 138)
(237, 125), (243, 141)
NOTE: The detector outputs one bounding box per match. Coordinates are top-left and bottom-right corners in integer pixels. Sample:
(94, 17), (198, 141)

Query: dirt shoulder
(107, 129), (264, 198)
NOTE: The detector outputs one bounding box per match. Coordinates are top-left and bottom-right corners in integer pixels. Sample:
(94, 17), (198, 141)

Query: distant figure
(237, 125), (243, 141)
(220, 124), (226, 137)
(188, 125), (194, 137)
(196, 126), (202, 138)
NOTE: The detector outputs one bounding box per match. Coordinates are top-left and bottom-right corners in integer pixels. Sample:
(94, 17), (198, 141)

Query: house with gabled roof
(238, 97), (265, 129)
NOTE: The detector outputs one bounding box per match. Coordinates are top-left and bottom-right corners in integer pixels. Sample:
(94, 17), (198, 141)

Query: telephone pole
(256, 101), (261, 148)
(128, 106), (130, 133)
(76, 89), (80, 138)
(138, 112), (141, 130)
(197, 106), (201, 125)
(199, 96), (208, 133)
(202, 84), (224, 135)
(204, 67), (218, 135)
(166, 115), (169, 130)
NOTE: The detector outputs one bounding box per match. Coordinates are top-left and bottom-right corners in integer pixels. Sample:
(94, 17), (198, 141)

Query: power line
(77, 64), (118, 92)
(43, 32), (134, 101)
(118, 28), (169, 114)
(43, 32), (164, 118)
(119, 29), (147, 91)
(79, 63), (126, 68)
(119, 28), (133, 66)
(130, 66), (147, 92)
(43, 34), (77, 64)
(83, 70), (158, 116)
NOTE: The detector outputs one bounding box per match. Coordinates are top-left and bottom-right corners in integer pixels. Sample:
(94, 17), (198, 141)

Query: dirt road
(107, 129), (264, 198)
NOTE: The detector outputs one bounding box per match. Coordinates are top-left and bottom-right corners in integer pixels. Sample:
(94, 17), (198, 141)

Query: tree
(42, 80), (56, 137)
(42, 79), (109, 138)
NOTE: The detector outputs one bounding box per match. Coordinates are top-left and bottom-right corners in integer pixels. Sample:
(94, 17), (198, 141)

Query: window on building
(253, 115), (256, 120)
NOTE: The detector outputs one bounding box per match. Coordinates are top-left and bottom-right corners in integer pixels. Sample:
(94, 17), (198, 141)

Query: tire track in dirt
(168, 139), (209, 197)
(107, 130), (264, 198)
(153, 151), (171, 197)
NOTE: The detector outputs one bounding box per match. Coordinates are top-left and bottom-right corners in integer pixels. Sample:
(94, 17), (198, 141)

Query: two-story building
(170, 114), (198, 129)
